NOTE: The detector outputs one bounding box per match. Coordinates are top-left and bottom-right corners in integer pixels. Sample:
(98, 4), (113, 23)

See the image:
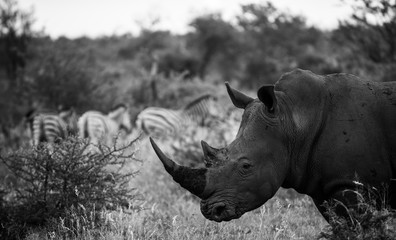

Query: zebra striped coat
(28, 108), (78, 146)
(78, 104), (132, 146)
(135, 95), (219, 137)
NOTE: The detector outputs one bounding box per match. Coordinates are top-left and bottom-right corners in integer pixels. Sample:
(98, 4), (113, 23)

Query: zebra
(135, 94), (219, 137)
(28, 107), (78, 146)
(78, 104), (132, 147)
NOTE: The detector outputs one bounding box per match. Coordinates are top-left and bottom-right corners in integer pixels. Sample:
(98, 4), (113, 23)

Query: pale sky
(19, 0), (352, 38)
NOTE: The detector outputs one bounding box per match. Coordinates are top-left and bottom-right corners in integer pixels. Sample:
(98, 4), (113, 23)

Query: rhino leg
(314, 190), (369, 223)
(331, 190), (362, 223)
(312, 199), (329, 222)
(318, 186), (389, 224)
(389, 179), (396, 209)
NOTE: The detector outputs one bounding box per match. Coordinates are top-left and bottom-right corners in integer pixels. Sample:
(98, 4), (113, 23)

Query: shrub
(319, 183), (396, 240)
(0, 136), (140, 239)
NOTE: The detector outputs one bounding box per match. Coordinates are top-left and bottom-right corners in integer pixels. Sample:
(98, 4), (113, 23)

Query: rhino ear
(258, 85), (277, 113)
(225, 82), (253, 109)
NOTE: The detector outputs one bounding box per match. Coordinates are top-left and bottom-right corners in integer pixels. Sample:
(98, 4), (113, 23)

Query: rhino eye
(242, 162), (252, 170)
(266, 106), (275, 115)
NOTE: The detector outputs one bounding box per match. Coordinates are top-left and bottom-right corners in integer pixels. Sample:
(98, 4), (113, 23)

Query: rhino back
(313, 74), (396, 197)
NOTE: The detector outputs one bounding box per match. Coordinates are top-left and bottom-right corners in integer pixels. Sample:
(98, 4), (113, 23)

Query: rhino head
(150, 81), (299, 222)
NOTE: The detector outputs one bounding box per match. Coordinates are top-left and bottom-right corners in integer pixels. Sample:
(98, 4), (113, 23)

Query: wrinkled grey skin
(151, 69), (396, 222)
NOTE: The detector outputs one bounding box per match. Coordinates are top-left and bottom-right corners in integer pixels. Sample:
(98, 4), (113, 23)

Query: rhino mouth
(200, 200), (243, 222)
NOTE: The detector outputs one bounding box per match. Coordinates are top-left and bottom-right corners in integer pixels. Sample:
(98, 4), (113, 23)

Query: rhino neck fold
(279, 93), (328, 195)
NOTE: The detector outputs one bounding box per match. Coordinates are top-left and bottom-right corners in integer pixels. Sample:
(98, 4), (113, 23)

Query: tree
(0, 0), (35, 142)
(332, 0), (396, 81)
(337, 0), (396, 63)
(27, 38), (111, 112)
(118, 30), (172, 65)
(0, 0), (34, 85)
(236, 3), (324, 87)
(188, 14), (242, 80)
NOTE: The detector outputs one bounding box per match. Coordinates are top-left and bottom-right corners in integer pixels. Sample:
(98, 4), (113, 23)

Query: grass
(25, 138), (327, 240)
(319, 187), (396, 239)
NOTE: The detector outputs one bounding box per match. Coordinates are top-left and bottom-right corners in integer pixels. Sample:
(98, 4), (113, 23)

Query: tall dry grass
(25, 138), (327, 240)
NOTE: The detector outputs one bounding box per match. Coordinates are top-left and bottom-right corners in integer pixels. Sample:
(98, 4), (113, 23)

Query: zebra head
(24, 108), (37, 136)
(58, 107), (79, 136)
(108, 104), (132, 133)
(183, 94), (220, 126)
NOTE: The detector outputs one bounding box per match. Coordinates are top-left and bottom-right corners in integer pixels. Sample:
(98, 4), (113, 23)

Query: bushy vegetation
(319, 184), (396, 239)
(0, 136), (140, 239)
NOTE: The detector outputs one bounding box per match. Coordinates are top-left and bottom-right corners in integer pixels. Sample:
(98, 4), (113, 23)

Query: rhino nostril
(212, 204), (226, 218)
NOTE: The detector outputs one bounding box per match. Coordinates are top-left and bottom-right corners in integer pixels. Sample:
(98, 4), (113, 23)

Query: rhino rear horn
(201, 140), (218, 158)
(201, 140), (220, 166)
(258, 85), (277, 113)
(150, 138), (208, 199)
(225, 82), (253, 109)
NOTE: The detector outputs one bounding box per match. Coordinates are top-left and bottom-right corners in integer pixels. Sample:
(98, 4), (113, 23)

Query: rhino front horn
(150, 137), (208, 199)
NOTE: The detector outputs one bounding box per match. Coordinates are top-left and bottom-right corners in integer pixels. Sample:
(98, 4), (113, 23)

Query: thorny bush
(319, 182), (396, 240)
(0, 136), (140, 239)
